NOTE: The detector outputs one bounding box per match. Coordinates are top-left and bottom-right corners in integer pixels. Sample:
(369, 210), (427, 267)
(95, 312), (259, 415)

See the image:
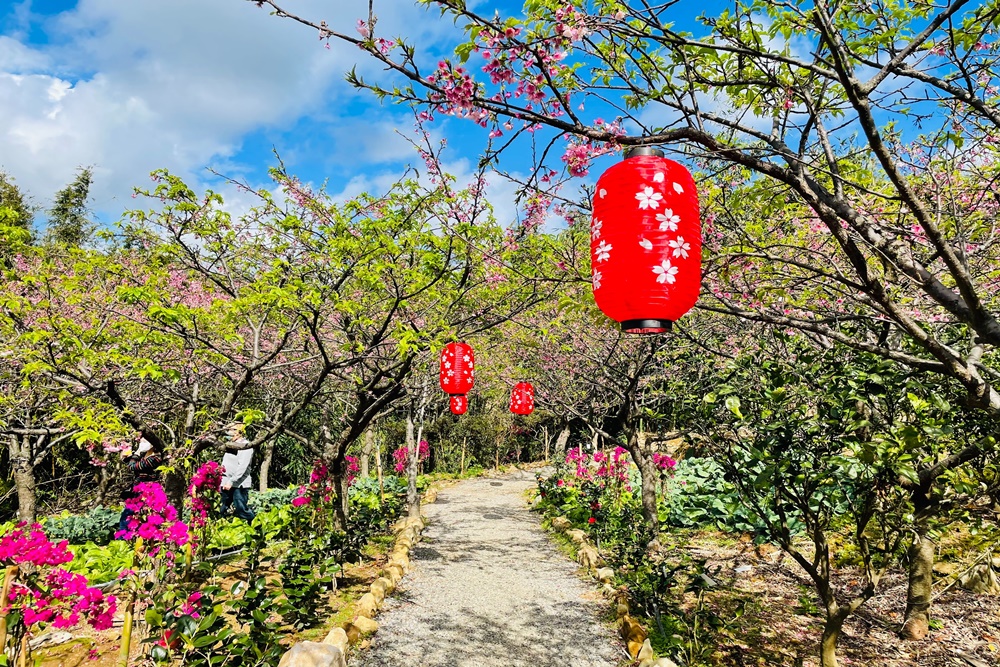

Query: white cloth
(222, 444), (254, 488)
(137, 438), (153, 454)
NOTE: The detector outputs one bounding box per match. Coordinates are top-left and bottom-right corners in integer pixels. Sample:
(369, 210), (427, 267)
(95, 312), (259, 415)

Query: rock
(596, 567), (614, 583)
(351, 615), (379, 635)
(370, 581), (385, 605)
(322, 627), (349, 654)
(578, 545), (600, 570)
(375, 576), (394, 595)
(601, 583), (616, 597)
(386, 564), (404, 584)
(627, 640), (644, 659)
(992, 556), (1000, 570)
(565, 529), (587, 545)
(356, 593), (379, 619)
(28, 631), (74, 650)
(551, 517), (572, 532)
(643, 659), (679, 667)
(932, 561), (958, 576)
(637, 639), (653, 662)
(345, 623), (361, 645)
(733, 564), (752, 574)
(277, 642), (346, 667)
(616, 601), (629, 618)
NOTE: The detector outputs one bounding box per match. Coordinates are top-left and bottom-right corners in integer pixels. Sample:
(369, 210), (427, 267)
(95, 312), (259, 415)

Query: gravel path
(353, 470), (623, 667)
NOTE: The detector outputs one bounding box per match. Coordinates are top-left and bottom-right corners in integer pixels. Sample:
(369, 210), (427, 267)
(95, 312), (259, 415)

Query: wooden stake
(0, 565), (17, 655)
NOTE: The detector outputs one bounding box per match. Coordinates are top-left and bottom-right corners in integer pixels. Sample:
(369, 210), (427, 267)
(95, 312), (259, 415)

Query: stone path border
(277, 486), (441, 667)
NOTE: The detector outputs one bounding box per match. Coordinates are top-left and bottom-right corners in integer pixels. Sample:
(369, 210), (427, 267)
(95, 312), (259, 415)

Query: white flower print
(591, 217), (603, 240)
(652, 259), (679, 284)
(599, 188), (607, 199)
(592, 270), (602, 290)
(672, 182), (684, 194)
(653, 172), (665, 183)
(447, 370), (455, 377)
(668, 236), (691, 259)
(635, 186), (663, 210)
(656, 209), (680, 232)
(444, 361), (451, 369)
(594, 240), (613, 262)
(639, 237), (653, 251)
(463, 354), (470, 362)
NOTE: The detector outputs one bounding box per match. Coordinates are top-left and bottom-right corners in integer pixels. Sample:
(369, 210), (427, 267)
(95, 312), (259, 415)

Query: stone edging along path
(276, 485), (441, 667)
(548, 516), (678, 667)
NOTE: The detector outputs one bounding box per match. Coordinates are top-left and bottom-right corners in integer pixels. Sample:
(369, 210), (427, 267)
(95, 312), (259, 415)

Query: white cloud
(0, 0), (457, 228)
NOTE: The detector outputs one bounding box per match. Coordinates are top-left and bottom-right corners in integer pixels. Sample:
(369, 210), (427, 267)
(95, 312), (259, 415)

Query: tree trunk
(820, 609), (848, 667)
(164, 467), (187, 516)
(901, 528), (935, 640)
(554, 424), (570, 463)
(331, 456), (349, 529)
(258, 441), (275, 492)
(407, 381), (429, 518)
(633, 452), (660, 534)
(11, 435), (37, 523)
(96, 466), (111, 506)
(375, 435), (384, 503)
(542, 425), (550, 461)
(361, 429), (374, 478)
(406, 410), (419, 518)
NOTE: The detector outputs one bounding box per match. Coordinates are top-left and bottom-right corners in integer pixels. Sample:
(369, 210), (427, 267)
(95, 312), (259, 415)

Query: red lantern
(439, 342), (475, 395)
(591, 147), (701, 334)
(449, 394), (468, 415)
(510, 382), (534, 415)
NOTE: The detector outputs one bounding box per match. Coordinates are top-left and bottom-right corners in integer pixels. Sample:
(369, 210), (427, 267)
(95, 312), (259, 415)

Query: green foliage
(65, 540), (135, 585)
(45, 167), (94, 247)
(659, 458), (784, 538)
(41, 506), (121, 546)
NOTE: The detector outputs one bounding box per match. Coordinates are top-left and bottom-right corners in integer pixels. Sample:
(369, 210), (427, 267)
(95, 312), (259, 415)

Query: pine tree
(46, 167), (94, 247)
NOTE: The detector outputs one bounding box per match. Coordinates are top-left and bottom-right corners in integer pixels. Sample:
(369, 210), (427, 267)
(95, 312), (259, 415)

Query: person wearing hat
(119, 435), (163, 534)
(221, 423), (255, 522)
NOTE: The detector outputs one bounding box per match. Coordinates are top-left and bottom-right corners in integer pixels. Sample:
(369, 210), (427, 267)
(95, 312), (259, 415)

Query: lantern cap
(621, 318), (673, 335)
(624, 146), (665, 159)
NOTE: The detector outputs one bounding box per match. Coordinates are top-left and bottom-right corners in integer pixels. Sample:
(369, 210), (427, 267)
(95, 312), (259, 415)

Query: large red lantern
(591, 147), (701, 334)
(510, 382), (534, 415)
(449, 394), (468, 415)
(439, 342), (475, 394)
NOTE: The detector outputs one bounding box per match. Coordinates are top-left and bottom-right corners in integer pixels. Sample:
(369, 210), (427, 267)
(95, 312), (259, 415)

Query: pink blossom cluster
(565, 446), (591, 479)
(427, 61), (490, 126)
(188, 461), (223, 527)
(116, 483), (191, 557)
(292, 460), (332, 507)
(594, 446), (630, 483)
(652, 452), (677, 472)
(1, 524), (116, 632)
(392, 440), (430, 474)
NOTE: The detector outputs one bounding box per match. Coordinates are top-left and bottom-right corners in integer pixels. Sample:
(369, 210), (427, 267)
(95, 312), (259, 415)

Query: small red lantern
(440, 342), (475, 395)
(449, 394), (468, 415)
(591, 147), (701, 334)
(510, 382), (534, 415)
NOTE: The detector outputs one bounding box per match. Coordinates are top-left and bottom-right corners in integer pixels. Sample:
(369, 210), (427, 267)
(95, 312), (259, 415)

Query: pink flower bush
(653, 452), (677, 472)
(393, 440), (430, 474)
(1, 524), (117, 633)
(188, 461), (223, 527)
(116, 482), (191, 557)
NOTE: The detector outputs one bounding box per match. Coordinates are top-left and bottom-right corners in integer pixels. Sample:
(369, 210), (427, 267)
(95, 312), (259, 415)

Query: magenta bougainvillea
(0, 524), (117, 632)
(292, 456), (362, 507)
(115, 482), (191, 557)
(393, 440), (430, 474)
(188, 461), (223, 528)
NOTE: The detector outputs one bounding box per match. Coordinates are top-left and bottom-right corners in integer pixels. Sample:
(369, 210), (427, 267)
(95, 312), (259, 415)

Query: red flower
(588, 517), (596, 524)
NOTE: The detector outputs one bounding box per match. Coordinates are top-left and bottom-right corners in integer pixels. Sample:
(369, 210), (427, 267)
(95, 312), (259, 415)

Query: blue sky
(1, 0), (761, 233)
(0, 0), (538, 230)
